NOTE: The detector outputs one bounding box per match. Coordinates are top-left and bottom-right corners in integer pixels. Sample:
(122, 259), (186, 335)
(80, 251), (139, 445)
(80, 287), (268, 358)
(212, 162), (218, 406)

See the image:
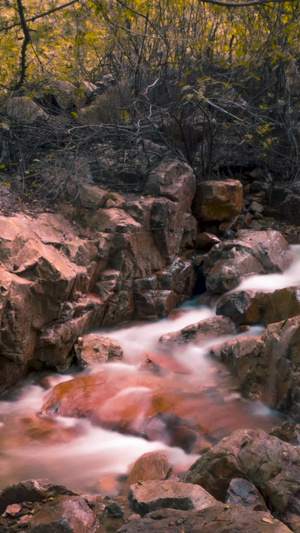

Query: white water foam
(238, 245), (300, 292)
(0, 418), (198, 491)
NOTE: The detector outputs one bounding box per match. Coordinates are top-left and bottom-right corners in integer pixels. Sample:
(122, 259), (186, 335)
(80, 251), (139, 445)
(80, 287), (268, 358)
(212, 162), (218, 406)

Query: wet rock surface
(1, 157), (300, 533)
(30, 495), (101, 533)
(216, 289), (270, 325)
(0, 479), (78, 514)
(185, 428), (300, 531)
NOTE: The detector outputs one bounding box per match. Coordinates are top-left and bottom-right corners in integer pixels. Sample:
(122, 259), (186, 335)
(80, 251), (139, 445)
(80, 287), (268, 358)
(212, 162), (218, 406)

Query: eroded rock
(144, 158), (196, 211)
(216, 289), (270, 325)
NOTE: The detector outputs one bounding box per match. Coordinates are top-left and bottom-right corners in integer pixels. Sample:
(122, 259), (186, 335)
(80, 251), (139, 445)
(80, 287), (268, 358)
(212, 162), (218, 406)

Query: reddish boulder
(193, 179), (243, 222)
(209, 336), (265, 397)
(125, 451), (172, 491)
(134, 259), (195, 320)
(209, 315), (300, 420)
(0, 479), (78, 514)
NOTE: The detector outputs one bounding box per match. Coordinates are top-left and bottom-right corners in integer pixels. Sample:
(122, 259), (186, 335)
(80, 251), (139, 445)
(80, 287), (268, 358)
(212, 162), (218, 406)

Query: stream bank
(1, 156), (300, 532)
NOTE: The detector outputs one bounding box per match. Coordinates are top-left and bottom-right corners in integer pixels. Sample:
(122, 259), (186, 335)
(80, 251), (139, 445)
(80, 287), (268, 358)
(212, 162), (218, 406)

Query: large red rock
(0, 479), (78, 514)
(193, 179), (243, 222)
(125, 451), (172, 491)
(134, 258), (195, 320)
(209, 336), (265, 397)
(30, 495), (100, 533)
(149, 198), (196, 262)
(0, 177), (199, 391)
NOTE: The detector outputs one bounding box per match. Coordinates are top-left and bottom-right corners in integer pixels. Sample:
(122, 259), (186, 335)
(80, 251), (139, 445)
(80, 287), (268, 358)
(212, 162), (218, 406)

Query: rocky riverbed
(1, 156), (300, 531)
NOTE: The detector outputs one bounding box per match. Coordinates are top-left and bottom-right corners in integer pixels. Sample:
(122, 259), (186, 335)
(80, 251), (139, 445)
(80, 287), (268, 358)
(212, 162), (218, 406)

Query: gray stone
(225, 478), (268, 511)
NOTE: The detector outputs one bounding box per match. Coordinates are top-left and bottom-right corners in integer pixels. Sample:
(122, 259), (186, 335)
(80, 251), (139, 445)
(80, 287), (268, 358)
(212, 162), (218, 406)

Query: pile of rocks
(1, 425), (299, 532)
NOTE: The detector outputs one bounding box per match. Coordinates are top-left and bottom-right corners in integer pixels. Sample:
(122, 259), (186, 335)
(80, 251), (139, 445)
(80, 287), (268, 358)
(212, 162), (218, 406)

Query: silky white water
(0, 246), (299, 494)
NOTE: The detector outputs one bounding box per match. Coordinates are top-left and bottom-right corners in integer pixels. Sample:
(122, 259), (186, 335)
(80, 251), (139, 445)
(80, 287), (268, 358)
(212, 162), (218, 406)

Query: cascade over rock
(209, 315), (300, 419)
(203, 230), (292, 294)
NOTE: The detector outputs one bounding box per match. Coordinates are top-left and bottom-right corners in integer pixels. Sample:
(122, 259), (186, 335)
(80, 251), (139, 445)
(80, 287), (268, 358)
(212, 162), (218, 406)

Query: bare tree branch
(13, 0), (31, 90)
(0, 0), (80, 32)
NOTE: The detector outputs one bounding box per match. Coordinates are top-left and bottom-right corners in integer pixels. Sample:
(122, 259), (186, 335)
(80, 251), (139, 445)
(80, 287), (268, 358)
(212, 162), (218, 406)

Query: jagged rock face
(264, 286), (300, 325)
(0, 159), (198, 392)
(184, 428), (300, 531)
(143, 158), (196, 212)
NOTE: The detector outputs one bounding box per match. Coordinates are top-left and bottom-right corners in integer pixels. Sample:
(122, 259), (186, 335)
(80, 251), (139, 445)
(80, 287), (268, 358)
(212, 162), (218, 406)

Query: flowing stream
(0, 246), (299, 495)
